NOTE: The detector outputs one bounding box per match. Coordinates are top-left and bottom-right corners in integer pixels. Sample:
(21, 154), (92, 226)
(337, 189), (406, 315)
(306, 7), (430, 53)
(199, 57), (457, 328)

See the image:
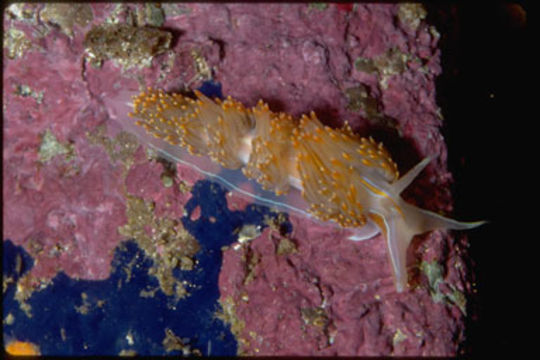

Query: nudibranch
(121, 87), (483, 292)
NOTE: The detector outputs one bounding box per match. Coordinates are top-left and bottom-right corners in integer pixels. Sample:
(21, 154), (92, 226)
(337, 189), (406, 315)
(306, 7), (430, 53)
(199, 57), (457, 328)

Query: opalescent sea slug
(107, 87), (484, 292)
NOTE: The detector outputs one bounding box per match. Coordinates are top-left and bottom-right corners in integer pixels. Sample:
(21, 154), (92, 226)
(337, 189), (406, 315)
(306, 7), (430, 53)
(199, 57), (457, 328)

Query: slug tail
(372, 202), (485, 292)
(369, 212), (414, 292)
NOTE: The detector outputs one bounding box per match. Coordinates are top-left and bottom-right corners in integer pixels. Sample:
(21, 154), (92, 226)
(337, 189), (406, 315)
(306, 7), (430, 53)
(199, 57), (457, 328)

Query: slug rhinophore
(109, 87), (484, 292)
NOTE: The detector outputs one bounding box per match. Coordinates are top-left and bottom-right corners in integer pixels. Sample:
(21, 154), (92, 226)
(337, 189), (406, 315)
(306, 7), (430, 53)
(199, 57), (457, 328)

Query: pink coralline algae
(3, 3), (477, 356)
(3, 14), (127, 282)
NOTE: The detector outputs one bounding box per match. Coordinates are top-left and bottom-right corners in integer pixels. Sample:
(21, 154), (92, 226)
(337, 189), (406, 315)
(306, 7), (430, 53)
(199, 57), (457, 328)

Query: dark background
(427, 1), (528, 356)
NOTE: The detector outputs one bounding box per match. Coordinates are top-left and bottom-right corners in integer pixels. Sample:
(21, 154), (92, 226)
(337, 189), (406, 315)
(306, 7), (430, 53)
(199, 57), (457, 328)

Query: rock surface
(3, 3), (473, 356)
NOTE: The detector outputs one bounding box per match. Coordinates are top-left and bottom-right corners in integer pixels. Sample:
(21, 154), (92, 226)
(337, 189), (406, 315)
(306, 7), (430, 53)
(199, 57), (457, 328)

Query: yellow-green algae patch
(38, 129), (76, 163)
(87, 126), (139, 163)
(397, 3), (427, 31)
(14, 84), (44, 104)
(88, 124), (199, 299)
(355, 47), (412, 89)
(84, 23), (172, 69)
(300, 306), (336, 349)
(162, 328), (202, 355)
(3, 28), (32, 59)
(392, 328), (408, 347)
(118, 195), (200, 299)
(40, 4), (93, 37)
(420, 260), (467, 315)
(216, 296), (248, 354)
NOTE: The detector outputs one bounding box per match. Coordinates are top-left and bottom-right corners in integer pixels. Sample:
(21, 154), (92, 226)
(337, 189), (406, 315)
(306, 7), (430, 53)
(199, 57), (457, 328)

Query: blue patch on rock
(3, 179), (291, 355)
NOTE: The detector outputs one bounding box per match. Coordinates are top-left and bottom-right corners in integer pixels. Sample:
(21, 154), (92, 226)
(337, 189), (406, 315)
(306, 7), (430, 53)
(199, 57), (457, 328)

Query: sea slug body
(123, 87), (484, 292)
